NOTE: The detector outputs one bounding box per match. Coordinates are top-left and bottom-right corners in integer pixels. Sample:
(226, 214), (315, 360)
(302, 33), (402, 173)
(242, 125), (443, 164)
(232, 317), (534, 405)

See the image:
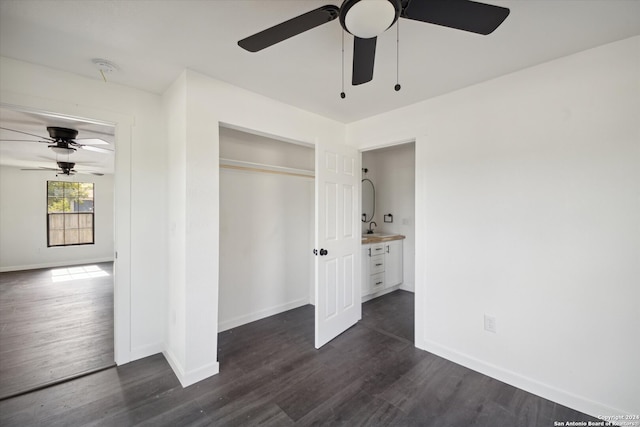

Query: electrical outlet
(484, 314), (497, 333)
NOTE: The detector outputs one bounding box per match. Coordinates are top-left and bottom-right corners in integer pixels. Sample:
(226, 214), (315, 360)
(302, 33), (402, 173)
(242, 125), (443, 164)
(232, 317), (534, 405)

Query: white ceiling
(0, 0), (639, 171)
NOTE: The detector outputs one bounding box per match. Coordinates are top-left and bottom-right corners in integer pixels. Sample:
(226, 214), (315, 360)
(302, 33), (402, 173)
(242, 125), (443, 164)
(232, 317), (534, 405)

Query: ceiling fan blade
(76, 144), (113, 154)
(76, 138), (109, 145)
(0, 139), (50, 143)
(352, 36), (377, 86)
(0, 126), (54, 141)
(21, 167), (59, 171)
(238, 5), (339, 52)
(76, 171), (105, 176)
(403, 0), (510, 35)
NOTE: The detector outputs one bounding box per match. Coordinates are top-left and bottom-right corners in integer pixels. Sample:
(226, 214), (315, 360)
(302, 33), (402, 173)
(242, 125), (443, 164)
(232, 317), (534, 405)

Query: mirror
(362, 178), (375, 223)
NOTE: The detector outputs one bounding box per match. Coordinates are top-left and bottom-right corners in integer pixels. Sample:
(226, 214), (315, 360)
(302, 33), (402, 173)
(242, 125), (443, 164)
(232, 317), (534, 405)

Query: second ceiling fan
(0, 126), (112, 155)
(238, 0), (510, 86)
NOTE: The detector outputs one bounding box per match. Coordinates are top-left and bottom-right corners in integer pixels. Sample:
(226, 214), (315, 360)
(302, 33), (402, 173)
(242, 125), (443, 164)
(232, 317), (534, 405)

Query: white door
(315, 140), (361, 348)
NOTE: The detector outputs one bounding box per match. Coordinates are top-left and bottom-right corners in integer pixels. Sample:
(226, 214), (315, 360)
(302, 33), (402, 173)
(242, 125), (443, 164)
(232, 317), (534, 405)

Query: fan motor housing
(57, 161), (75, 170)
(47, 127), (78, 141)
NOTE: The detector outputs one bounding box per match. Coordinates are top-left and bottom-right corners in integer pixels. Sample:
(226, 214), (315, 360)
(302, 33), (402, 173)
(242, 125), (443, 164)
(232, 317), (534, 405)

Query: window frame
(46, 181), (96, 247)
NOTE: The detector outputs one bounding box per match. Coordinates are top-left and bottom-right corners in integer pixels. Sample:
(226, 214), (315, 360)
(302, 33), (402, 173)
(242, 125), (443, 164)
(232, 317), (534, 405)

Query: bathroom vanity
(361, 234), (404, 301)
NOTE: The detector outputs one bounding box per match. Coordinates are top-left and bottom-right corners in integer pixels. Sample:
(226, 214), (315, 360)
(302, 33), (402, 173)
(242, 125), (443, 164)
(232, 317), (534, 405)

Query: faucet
(367, 221), (377, 234)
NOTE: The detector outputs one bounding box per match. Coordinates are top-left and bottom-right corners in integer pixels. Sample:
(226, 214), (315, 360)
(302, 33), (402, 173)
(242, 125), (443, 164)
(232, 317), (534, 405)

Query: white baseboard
(162, 348), (220, 388)
(399, 282), (414, 292)
(218, 297), (310, 332)
(0, 257), (114, 272)
(362, 285), (400, 302)
(129, 342), (164, 362)
(417, 338), (631, 421)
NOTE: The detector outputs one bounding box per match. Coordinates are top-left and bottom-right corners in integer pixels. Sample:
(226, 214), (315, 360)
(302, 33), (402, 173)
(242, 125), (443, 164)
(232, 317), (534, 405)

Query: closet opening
(217, 125), (316, 366)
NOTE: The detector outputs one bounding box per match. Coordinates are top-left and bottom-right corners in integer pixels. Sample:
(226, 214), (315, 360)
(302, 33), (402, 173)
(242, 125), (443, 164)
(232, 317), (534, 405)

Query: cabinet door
(361, 245), (371, 296)
(385, 240), (403, 287)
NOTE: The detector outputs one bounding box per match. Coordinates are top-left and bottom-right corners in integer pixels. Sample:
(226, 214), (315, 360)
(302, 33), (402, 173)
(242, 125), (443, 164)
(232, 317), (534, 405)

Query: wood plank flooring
(0, 290), (598, 426)
(0, 262), (114, 400)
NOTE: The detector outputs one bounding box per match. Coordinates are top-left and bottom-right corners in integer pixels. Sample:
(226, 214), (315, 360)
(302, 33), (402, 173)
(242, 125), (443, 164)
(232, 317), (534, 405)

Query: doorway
(216, 124), (362, 363)
(0, 106), (118, 399)
(217, 126), (315, 334)
(360, 141), (416, 342)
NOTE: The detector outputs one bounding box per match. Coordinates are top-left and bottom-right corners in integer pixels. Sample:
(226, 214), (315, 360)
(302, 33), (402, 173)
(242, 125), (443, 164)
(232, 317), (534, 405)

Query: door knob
(319, 248), (328, 256)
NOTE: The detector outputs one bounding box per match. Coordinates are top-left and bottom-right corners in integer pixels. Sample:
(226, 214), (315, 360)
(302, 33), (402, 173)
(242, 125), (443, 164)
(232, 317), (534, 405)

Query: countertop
(361, 234), (406, 244)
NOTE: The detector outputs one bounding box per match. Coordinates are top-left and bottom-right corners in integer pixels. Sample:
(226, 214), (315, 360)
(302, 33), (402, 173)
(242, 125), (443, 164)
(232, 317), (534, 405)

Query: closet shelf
(219, 158), (314, 179)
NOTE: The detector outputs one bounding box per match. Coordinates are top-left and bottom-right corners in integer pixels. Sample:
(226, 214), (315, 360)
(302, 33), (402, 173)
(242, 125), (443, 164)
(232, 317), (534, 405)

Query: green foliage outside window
(47, 181), (94, 213)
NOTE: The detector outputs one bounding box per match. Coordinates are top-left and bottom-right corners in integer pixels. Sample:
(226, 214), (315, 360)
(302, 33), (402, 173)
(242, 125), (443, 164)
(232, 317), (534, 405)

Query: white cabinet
(362, 238), (403, 298)
(384, 240), (403, 287)
(361, 246), (370, 295)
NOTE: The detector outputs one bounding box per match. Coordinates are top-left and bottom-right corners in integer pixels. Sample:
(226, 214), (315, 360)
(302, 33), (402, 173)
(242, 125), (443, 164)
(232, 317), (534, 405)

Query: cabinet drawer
(370, 255), (385, 274)
(370, 244), (385, 256)
(370, 273), (385, 291)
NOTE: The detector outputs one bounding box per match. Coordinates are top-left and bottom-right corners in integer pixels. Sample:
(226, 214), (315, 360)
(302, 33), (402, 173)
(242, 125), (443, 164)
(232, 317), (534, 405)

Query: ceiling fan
(0, 126), (113, 155)
(21, 161), (104, 176)
(238, 0), (510, 86)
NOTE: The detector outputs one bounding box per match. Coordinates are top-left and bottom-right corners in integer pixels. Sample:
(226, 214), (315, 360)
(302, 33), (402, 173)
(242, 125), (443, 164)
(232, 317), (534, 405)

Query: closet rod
(219, 158), (314, 179)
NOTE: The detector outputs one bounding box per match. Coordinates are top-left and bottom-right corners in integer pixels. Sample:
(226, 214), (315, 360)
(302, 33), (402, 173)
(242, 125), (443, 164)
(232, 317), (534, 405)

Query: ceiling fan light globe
(50, 146), (76, 155)
(344, 0), (397, 38)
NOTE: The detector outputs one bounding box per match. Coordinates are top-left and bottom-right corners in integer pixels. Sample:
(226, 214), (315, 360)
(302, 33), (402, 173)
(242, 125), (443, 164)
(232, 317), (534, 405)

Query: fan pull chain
(395, 19), (401, 92)
(340, 30), (346, 99)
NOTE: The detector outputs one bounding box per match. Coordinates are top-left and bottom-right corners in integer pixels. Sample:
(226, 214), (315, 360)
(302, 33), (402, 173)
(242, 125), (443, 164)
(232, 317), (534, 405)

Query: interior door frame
(0, 98), (133, 365)
(359, 138), (418, 345)
(216, 122), (364, 353)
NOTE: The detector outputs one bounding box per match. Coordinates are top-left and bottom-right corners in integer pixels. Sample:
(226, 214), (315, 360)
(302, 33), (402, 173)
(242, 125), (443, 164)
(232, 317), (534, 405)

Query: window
(47, 181), (95, 247)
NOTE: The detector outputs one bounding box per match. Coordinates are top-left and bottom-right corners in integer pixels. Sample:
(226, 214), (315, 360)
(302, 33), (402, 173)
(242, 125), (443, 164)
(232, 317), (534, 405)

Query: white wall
(347, 36), (640, 417)
(162, 69), (345, 387)
(163, 71), (188, 375)
(219, 126), (315, 170)
(219, 127), (314, 330)
(0, 56), (167, 364)
(0, 166), (114, 271)
(362, 143), (415, 291)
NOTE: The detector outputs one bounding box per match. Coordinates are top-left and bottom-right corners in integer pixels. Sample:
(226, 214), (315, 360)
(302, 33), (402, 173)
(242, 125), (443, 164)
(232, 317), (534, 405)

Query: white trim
(163, 349), (220, 388)
(129, 342), (164, 363)
(0, 95), (134, 366)
(361, 284), (401, 303)
(0, 257), (114, 273)
(417, 338), (632, 420)
(398, 282), (414, 292)
(163, 348), (185, 385)
(218, 297), (310, 332)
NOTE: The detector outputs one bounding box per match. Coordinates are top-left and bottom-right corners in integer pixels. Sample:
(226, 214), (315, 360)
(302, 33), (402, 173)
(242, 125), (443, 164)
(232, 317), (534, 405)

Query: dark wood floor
(0, 262), (114, 400)
(0, 290), (597, 426)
